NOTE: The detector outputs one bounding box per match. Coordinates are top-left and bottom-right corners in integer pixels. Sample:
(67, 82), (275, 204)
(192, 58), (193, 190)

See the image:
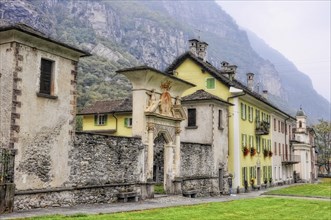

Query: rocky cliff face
(1, 0), (328, 122)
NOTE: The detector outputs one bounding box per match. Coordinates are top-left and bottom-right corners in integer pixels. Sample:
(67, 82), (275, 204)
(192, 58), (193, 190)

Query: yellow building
(165, 39), (294, 190)
(78, 97), (133, 137)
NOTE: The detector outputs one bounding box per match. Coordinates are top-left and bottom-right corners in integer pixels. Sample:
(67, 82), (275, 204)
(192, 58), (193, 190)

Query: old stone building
(0, 23), (89, 191)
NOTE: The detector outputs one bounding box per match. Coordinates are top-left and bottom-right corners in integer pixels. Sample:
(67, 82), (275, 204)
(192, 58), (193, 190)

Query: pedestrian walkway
(1, 185), (327, 220)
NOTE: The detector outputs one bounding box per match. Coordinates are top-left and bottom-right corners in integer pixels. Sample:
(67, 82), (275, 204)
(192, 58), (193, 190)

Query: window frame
(206, 77), (216, 89)
(37, 58), (57, 99)
(94, 114), (107, 126)
(187, 108), (197, 128)
(124, 117), (133, 128)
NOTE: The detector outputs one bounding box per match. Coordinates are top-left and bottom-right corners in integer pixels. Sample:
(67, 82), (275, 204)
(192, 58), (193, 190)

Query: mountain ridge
(0, 0), (329, 124)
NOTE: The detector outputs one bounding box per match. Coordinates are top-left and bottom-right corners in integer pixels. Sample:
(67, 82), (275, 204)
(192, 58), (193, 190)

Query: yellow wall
(176, 59), (230, 99)
(175, 58), (274, 188)
(238, 99), (272, 187)
(82, 113), (132, 137)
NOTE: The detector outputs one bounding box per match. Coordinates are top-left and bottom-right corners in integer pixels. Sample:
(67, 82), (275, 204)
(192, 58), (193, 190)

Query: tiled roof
(78, 97), (132, 115)
(182, 89), (232, 105)
(166, 51), (295, 120)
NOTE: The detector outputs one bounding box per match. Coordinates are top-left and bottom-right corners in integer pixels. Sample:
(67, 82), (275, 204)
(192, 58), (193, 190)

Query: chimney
(221, 61), (237, 81)
(262, 90), (268, 99)
(188, 39), (199, 56)
(197, 41), (208, 61)
(246, 72), (254, 90)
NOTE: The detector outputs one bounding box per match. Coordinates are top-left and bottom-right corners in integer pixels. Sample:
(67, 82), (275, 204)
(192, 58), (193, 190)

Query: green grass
(17, 197), (331, 220)
(266, 178), (331, 198)
(154, 183), (166, 194)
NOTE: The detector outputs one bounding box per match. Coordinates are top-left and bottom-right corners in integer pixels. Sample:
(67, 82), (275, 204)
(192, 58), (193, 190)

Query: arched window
(299, 121), (302, 128)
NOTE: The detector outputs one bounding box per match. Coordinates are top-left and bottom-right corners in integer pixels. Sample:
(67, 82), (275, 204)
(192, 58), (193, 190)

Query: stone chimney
(262, 90), (268, 99)
(188, 39), (199, 56)
(197, 41), (208, 61)
(221, 61), (237, 81)
(246, 72), (254, 90)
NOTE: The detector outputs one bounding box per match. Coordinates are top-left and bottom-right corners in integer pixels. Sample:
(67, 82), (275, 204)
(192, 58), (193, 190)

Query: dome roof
(296, 107), (306, 116)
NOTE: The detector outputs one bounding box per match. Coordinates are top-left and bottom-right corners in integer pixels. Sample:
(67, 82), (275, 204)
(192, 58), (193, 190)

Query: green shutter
(124, 118), (128, 127)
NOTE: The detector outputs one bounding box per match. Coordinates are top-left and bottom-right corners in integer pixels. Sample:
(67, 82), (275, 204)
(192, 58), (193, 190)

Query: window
(242, 167), (247, 185)
(249, 135), (254, 148)
(267, 139), (270, 151)
(256, 136), (261, 153)
(94, 114), (107, 126)
(281, 122), (284, 133)
(278, 120), (280, 132)
(187, 108), (197, 127)
(274, 142), (277, 155)
(274, 118), (276, 131)
(262, 138), (266, 151)
(263, 166), (267, 181)
(124, 117), (133, 127)
(39, 58), (54, 95)
(255, 109), (260, 122)
(279, 143), (281, 155)
(218, 110), (223, 129)
(248, 106), (253, 122)
(241, 103), (247, 120)
(241, 134), (247, 147)
(206, 78), (215, 89)
(299, 121), (302, 128)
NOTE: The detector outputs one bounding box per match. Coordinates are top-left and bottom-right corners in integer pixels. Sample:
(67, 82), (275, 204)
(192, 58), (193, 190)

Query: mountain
(0, 0), (329, 123)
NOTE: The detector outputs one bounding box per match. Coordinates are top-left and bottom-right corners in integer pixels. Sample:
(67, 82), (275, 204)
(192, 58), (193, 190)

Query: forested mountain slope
(0, 0), (329, 123)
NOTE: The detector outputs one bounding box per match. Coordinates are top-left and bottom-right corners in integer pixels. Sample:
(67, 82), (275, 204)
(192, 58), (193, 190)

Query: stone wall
(14, 133), (145, 210)
(14, 184), (139, 210)
(181, 142), (214, 177)
(69, 133), (144, 185)
(180, 142), (220, 195)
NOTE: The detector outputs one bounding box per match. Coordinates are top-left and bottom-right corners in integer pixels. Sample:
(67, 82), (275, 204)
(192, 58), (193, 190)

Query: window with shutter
(39, 59), (53, 95)
(206, 78), (215, 89)
(187, 108), (197, 127)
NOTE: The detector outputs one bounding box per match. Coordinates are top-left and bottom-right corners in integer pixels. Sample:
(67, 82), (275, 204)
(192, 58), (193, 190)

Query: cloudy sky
(217, 1), (330, 102)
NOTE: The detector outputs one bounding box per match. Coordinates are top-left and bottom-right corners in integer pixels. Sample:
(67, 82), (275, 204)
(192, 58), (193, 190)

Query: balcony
(255, 120), (270, 135)
(281, 154), (300, 164)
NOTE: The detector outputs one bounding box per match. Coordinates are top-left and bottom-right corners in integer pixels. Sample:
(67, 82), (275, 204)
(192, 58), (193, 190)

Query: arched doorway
(153, 134), (165, 184)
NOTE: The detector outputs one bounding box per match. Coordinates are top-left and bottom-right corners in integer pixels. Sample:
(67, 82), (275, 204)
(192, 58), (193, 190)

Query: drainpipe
(112, 113), (118, 133)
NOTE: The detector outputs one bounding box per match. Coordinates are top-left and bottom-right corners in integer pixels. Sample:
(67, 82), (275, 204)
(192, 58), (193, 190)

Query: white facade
(271, 114), (296, 184)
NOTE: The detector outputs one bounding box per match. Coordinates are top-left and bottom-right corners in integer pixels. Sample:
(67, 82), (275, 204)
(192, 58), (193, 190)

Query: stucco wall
(12, 42), (78, 190)
(0, 42), (14, 147)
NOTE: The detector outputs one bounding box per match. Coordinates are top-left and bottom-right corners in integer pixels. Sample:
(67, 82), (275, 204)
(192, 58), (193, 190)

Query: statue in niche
(145, 89), (160, 112)
(160, 80), (173, 116)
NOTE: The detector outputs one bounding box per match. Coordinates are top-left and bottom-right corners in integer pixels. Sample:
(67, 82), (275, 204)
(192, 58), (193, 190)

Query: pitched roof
(182, 89), (232, 105)
(0, 22), (90, 57)
(78, 97), (132, 115)
(166, 51), (295, 120)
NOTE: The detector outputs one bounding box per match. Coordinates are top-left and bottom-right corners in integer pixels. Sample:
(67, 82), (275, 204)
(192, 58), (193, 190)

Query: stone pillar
(174, 126), (181, 177)
(164, 143), (174, 194)
(146, 123), (154, 180)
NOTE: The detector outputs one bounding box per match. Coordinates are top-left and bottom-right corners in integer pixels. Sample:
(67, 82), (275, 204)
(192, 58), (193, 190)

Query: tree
(313, 120), (331, 175)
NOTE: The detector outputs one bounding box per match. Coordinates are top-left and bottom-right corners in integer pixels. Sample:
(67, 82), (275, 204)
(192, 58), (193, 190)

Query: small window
(274, 142), (277, 155)
(256, 136), (261, 153)
(94, 114), (107, 126)
(206, 78), (215, 89)
(255, 109), (260, 122)
(274, 118), (276, 131)
(124, 117), (133, 127)
(187, 108), (197, 127)
(299, 121), (302, 128)
(218, 110), (223, 129)
(241, 103), (247, 120)
(241, 134), (247, 147)
(248, 106), (253, 122)
(39, 59), (54, 95)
